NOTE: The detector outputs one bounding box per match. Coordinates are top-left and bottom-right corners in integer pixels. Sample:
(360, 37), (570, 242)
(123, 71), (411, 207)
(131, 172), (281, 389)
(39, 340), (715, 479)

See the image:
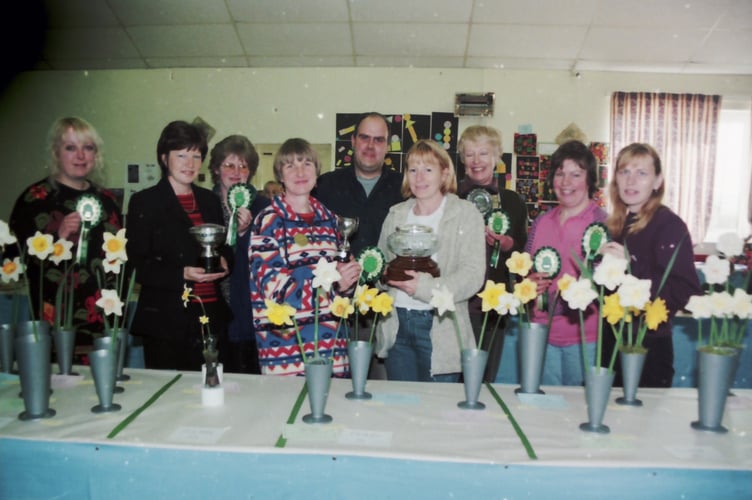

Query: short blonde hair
(457, 125), (503, 158)
(47, 116), (104, 179)
(401, 139), (457, 198)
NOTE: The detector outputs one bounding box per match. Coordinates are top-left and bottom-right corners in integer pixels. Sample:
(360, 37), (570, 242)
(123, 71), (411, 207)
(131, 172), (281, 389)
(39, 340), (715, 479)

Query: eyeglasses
(356, 133), (387, 145)
(220, 162), (249, 172)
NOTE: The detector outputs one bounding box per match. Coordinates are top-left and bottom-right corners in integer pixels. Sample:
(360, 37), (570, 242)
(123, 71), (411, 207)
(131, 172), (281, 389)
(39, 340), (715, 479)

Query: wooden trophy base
(385, 256), (440, 282)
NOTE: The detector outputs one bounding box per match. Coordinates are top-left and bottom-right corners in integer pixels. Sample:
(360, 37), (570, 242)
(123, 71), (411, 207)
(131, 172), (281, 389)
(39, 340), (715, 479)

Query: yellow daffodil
(49, 238), (74, 265)
(264, 299), (296, 326)
(331, 295), (354, 319)
(354, 284), (378, 314)
(505, 251), (533, 277)
(476, 280), (506, 312)
(27, 231), (54, 260)
(199, 315), (209, 325)
(557, 273), (576, 292)
(371, 292), (394, 316)
(182, 284), (192, 307)
(513, 278), (538, 305)
(1, 257), (23, 283)
(644, 297), (668, 330)
(102, 228), (128, 262)
(602, 293), (625, 325)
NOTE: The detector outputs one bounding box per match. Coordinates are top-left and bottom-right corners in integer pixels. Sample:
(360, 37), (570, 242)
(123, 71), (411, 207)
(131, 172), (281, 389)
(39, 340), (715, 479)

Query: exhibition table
(1, 368), (750, 499)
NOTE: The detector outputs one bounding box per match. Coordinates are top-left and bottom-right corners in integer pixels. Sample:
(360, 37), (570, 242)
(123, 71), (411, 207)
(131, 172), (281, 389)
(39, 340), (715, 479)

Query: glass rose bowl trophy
(384, 224), (440, 281)
(189, 223), (227, 273)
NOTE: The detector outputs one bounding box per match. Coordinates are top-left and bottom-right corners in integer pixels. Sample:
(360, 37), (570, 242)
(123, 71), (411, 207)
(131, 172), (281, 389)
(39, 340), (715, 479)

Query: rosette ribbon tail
(226, 209), (238, 246)
(490, 241), (501, 268)
(76, 222), (90, 265)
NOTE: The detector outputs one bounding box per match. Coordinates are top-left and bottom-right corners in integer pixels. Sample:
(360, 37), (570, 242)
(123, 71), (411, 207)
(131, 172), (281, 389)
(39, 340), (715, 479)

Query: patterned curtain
(610, 92), (721, 242)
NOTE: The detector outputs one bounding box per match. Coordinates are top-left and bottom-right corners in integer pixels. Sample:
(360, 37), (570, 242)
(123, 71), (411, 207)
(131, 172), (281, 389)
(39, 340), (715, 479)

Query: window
(704, 99), (752, 243)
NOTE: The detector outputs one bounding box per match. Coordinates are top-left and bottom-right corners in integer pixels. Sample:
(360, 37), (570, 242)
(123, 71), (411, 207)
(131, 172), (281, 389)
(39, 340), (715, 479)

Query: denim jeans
(541, 342), (596, 386)
(384, 308), (459, 382)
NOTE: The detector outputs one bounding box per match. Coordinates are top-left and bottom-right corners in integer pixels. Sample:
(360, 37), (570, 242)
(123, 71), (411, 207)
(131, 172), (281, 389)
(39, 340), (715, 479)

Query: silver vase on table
(458, 348), (488, 410)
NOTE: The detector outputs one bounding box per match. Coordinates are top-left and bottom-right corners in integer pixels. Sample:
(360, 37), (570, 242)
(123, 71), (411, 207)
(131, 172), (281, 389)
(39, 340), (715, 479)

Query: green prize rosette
(226, 183), (256, 246)
(486, 209), (510, 268)
(74, 194), (104, 265)
(581, 222), (609, 269)
(532, 246), (561, 312)
(357, 246), (386, 284)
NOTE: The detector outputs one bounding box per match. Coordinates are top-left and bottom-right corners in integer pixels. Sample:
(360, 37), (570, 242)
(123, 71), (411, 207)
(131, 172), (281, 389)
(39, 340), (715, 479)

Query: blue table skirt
(1, 438), (749, 500)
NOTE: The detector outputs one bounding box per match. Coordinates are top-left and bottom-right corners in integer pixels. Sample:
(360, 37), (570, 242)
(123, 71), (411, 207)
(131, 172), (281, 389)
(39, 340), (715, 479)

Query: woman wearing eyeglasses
(208, 135), (270, 374)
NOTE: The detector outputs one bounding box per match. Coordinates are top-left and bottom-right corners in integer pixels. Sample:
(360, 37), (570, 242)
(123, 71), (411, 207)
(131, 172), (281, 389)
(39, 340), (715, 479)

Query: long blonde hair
(606, 143), (665, 236)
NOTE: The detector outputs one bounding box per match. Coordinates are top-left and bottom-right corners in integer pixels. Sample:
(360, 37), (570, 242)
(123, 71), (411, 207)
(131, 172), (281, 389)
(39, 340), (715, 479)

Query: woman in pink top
(525, 141), (606, 386)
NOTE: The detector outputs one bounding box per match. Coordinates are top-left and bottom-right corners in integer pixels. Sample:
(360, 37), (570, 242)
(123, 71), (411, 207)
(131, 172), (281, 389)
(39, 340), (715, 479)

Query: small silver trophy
(189, 223), (227, 273)
(335, 215), (359, 262)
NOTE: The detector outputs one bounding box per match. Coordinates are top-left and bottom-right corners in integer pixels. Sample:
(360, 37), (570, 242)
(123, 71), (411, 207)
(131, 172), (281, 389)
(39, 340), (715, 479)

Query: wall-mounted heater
(454, 92), (495, 117)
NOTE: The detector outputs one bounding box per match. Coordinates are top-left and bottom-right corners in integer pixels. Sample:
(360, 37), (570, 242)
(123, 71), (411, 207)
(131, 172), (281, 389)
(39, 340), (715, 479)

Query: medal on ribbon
(581, 222), (609, 269)
(357, 246), (386, 284)
(74, 194), (104, 265)
(226, 183), (256, 246)
(532, 246), (561, 312)
(486, 209), (510, 268)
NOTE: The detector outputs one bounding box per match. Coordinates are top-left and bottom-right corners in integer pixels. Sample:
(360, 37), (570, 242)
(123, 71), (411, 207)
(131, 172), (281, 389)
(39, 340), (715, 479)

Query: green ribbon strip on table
(107, 373), (182, 439)
(485, 383), (538, 460)
(275, 381), (309, 448)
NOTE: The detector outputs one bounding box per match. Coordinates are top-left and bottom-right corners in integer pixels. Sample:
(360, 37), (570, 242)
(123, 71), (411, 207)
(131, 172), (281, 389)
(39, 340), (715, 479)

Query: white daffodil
(702, 254), (731, 286)
(102, 228), (128, 262)
(27, 231), (54, 260)
(49, 238), (74, 265)
(592, 253), (628, 291)
(616, 274), (652, 310)
(716, 232), (744, 258)
(495, 293), (521, 316)
(103, 258), (122, 274)
(311, 257), (341, 292)
(729, 288), (752, 319)
(430, 285), (455, 316)
(561, 277), (598, 311)
(0, 220), (17, 248)
(707, 290), (734, 318)
(96, 289), (124, 317)
(1, 257), (23, 283)
(685, 294), (712, 319)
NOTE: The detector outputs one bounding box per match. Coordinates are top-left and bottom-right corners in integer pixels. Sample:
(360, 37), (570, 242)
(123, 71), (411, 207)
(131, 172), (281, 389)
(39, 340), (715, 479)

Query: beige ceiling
(27, 0), (752, 75)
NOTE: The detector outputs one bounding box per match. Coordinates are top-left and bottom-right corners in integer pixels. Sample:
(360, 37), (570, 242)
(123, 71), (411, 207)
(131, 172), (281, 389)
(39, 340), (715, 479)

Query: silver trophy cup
(335, 215), (359, 262)
(189, 223), (227, 273)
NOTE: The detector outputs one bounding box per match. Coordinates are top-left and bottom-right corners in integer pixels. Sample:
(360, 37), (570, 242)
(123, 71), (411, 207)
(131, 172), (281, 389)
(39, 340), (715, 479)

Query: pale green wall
(0, 67), (750, 218)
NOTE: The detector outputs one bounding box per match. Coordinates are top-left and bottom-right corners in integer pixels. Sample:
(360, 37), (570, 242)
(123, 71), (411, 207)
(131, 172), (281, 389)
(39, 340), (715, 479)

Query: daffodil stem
(313, 288), (320, 358)
(291, 317), (308, 362)
(596, 287), (603, 369)
(368, 316), (378, 346)
(478, 312), (490, 349)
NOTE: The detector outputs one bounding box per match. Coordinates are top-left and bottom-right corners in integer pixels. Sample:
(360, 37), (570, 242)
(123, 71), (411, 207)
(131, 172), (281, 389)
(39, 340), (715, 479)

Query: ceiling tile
(108, 0), (231, 25)
(237, 23), (352, 56)
(351, 0), (473, 23)
(466, 57), (575, 71)
(593, 0), (725, 28)
(43, 0), (120, 28)
(248, 56), (355, 67)
(354, 24), (468, 56)
(228, 0), (349, 22)
(468, 25), (586, 59)
(128, 25), (243, 57)
(356, 56), (464, 68)
(581, 27), (704, 62)
(145, 56), (249, 68)
(694, 30), (752, 64)
(45, 58), (148, 70)
(716, 0), (752, 29)
(43, 28), (140, 59)
(472, 0), (596, 25)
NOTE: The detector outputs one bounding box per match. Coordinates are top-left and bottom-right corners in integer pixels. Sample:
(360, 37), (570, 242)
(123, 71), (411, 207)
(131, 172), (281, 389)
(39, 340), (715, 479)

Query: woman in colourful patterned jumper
(10, 116), (122, 348)
(250, 138), (361, 376)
